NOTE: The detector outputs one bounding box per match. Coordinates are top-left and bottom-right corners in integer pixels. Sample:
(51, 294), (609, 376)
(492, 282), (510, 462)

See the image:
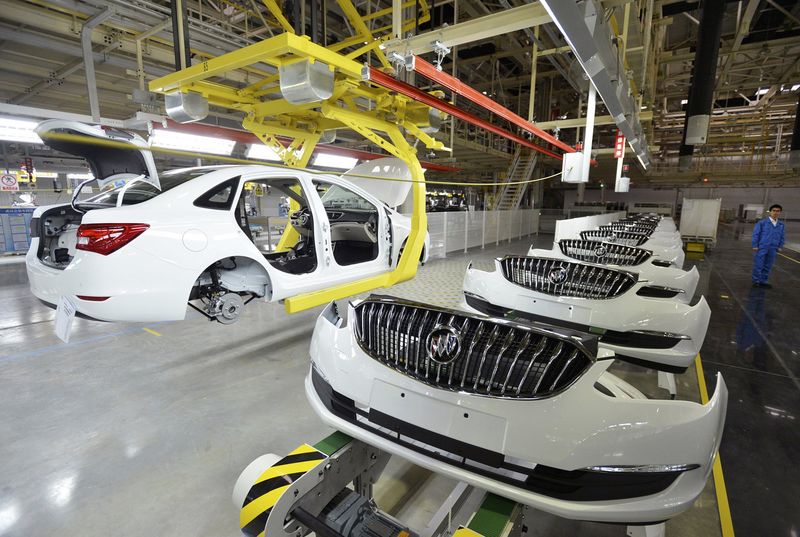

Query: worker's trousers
(752, 247), (778, 284)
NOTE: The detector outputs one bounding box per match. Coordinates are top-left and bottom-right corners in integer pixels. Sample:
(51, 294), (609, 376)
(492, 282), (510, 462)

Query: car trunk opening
(35, 205), (84, 269)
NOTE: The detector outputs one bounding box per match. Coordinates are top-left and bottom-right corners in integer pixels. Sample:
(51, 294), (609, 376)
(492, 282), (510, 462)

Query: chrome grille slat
(558, 239), (651, 266)
(448, 317), (471, 385)
(414, 310), (430, 373)
(461, 321), (486, 388)
(384, 305), (397, 359)
(501, 332), (531, 395)
(500, 256), (637, 299)
(517, 337), (549, 395)
(403, 308), (419, 370)
(426, 312), (443, 379)
(487, 329), (515, 393)
(473, 325), (501, 391)
(532, 341), (564, 394)
(579, 230), (649, 247)
(599, 224), (654, 237)
(352, 298), (593, 399)
(550, 349), (580, 390)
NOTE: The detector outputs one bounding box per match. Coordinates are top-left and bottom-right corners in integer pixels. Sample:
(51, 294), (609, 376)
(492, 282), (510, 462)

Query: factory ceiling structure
(0, 0), (799, 188)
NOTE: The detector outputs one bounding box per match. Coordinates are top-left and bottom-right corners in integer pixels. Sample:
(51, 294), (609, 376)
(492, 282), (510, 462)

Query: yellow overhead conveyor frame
(149, 32), (444, 314)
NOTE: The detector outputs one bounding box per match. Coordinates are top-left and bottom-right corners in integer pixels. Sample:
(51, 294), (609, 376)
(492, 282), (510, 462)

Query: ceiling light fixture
(149, 129), (235, 156)
(246, 144), (282, 161)
(312, 153), (359, 170)
(0, 118), (44, 144)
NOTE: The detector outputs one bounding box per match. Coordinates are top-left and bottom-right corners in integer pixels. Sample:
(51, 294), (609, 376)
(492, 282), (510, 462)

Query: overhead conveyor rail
(365, 67), (563, 161)
(410, 56), (577, 155)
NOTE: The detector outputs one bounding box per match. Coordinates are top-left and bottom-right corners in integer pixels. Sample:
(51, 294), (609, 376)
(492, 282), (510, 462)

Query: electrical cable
(39, 131), (563, 188)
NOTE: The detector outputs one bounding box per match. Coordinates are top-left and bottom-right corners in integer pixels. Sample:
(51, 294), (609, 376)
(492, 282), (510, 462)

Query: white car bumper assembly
(306, 298), (727, 524)
(528, 241), (700, 301)
(461, 257), (710, 372)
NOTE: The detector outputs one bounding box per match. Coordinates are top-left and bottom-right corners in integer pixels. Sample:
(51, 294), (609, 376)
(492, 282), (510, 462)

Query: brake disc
(215, 292), (245, 324)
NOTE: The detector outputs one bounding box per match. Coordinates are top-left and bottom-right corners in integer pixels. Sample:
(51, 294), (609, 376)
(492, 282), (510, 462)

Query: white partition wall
(409, 209), (540, 259)
(554, 211), (626, 241)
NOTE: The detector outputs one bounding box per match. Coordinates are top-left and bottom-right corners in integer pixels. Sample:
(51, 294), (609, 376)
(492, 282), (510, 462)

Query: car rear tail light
(76, 223), (149, 255)
(29, 217), (40, 238)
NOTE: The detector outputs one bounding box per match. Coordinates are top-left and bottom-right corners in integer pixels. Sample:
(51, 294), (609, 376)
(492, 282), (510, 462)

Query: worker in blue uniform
(751, 204), (785, 288)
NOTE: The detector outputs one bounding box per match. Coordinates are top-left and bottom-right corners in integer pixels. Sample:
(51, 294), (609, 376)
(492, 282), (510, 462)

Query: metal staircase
(493, 147), (537, 210)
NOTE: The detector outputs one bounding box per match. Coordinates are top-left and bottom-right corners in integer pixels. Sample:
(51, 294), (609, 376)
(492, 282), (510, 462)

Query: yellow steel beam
(361, 0), (429, 22)
(261, 0), (295, 33)
(335, 0), (392, 70)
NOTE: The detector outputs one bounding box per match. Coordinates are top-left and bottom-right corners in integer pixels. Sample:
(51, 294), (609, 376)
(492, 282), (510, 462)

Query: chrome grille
(351, 297), (594, 399)
(618, 217), (659, 225)
(499, 256), (637, 299)
(558, 239), (652, 266)
(600, 223), (655, 236)
(580, 229), (649, 247)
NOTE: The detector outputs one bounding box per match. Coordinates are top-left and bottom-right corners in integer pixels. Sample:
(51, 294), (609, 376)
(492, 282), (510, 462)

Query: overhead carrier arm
(149, 32), (443, 314)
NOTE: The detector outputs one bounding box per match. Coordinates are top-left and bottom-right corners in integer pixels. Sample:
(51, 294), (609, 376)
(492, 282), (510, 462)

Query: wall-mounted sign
(1, 174), (19, 191)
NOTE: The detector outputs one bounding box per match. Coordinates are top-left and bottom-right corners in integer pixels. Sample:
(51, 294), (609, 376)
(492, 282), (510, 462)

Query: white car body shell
(527, 245), (700, 302)
(306, 300), (727, 524)
(27, 164), (429, 322)
(461, 258), (710, 371)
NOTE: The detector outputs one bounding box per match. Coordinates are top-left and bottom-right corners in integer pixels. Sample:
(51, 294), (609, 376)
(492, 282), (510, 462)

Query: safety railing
(411, 209), (540, 259)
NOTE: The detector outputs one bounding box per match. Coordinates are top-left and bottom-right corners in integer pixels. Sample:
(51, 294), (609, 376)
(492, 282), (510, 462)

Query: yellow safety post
(274, 186), (302, 253)
(149, 30), (445, 314)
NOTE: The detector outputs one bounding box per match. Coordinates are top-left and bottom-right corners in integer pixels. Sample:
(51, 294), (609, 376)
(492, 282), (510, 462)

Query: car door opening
(314, 180), (380, 266)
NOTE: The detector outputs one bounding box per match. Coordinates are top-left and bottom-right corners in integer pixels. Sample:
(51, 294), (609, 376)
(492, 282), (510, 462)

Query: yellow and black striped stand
(239, 444), (327, 537)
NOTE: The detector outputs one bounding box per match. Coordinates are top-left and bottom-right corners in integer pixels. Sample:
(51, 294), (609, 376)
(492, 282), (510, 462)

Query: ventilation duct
(678, 0), (725, 171)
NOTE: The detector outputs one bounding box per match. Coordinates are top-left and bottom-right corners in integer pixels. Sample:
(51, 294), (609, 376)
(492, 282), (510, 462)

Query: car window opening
(313, 180), (380, 266)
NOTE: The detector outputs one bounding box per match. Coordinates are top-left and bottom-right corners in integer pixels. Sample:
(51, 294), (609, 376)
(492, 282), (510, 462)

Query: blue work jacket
(752, 218), (785, 249)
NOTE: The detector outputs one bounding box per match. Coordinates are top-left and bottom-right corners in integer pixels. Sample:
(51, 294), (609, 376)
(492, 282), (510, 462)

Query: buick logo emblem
(425, 325), (462, 364)
(594, 246), (607, 258)
(548, 267), (568, 284)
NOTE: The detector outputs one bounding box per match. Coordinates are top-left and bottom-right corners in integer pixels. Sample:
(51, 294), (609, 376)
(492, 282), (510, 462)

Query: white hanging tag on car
(55, 296), (77, 343)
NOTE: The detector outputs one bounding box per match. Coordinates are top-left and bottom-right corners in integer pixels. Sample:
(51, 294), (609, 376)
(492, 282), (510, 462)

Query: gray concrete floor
(0, 234), (722, 537)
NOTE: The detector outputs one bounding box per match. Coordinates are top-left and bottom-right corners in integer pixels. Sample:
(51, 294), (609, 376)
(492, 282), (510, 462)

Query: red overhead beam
(413, 57), (576, 155)
(367, 67), (563, 161)
(153, 120), (461, 172)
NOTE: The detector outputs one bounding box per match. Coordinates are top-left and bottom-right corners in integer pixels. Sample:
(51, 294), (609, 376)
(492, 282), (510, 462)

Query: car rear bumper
(25, 239), (191, 322)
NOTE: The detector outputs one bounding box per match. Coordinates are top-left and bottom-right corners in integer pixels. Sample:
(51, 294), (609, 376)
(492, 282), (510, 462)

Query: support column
(581, 82), (596, 183)
(790, 92), (800, 169)
(81, 7), (114, 122)
(392, 0), (402, 39)
(170, 0), (191, 70)
(527, 27), (539, 122)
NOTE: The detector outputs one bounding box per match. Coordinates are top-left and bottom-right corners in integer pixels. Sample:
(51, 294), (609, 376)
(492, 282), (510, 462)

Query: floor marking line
(695, 354), (735, 537)
(701, 359), (796, 379)
(143, 327), (162, 337)
(778, 252), (800, 264)
(712, 268), (800, 392)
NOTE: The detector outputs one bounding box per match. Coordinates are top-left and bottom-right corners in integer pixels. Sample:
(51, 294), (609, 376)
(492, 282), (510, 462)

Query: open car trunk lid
(35, 120), (159, 188)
